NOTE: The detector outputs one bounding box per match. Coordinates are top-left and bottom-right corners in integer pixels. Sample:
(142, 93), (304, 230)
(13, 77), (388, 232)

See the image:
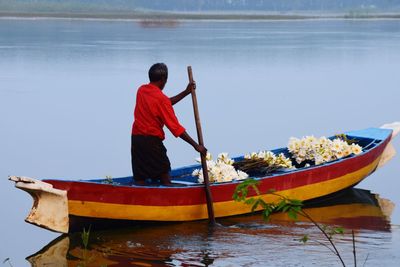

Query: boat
(9, 123), (400, 233)
(26, 188), (394, 267)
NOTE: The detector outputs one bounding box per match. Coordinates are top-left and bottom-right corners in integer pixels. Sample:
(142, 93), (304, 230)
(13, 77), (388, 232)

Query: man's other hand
(186, 81), (196, 94)
(195, 144), (207, 156)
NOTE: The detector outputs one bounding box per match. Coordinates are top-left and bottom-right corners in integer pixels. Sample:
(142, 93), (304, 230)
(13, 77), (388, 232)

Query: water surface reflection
(28, 188), (394, 266)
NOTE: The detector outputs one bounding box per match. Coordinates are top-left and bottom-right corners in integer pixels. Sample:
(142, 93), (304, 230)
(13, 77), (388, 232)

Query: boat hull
(45, 128), (391, 222)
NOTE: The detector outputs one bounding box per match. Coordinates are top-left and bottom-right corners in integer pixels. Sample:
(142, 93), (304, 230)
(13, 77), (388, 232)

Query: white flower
(344, 147), (352, 157)
(257, 150), (266, 159)
(319, 136), (329, 144)
(288, 134), (363, 166)
(237, 170), (249, 180)
(351, 144), (363, 155)
(216, 153), (235, 165)
(331, 139), (343, 152)
(285, 159), (294, 168)
(288, 142), (297, 153)
(322, 153), (332, 162)
(194, 153), (250, 184)
(192, 169), (201, 176)
(288, 137), (300, 151)
(300, 139), (306, 147)
(296, 156), (304, 164)
(197, 173), (204, 183)
(298, 148), (307, 158)
(217, 152), (229, 161)
(265, 151), (275, 158)
(306, 135), (317, 143)
(315, 154), (324, 165)
(336, 150), (344, 159)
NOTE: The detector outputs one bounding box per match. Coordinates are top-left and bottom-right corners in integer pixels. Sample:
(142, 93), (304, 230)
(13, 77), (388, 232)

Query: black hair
(148, 63), (168, 82)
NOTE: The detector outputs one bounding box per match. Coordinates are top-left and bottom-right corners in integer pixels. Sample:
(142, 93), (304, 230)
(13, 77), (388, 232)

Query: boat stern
(9, 176), (69, 233)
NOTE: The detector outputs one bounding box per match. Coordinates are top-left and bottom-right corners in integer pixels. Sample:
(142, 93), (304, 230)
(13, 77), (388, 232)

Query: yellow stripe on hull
(68, 156), (381, 221)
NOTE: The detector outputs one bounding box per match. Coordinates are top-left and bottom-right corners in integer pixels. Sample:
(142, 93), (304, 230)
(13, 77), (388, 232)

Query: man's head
(148, 63), (168, 90)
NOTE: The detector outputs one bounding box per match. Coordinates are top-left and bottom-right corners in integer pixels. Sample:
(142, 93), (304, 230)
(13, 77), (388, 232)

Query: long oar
(187, 66), (216, 225)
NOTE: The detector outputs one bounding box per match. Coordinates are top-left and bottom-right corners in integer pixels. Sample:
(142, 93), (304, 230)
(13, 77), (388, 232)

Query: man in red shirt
(131, 63), (207, 185)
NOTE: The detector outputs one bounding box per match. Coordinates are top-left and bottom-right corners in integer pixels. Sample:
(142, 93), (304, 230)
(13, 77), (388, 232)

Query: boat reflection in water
(27, 188), (394, 267)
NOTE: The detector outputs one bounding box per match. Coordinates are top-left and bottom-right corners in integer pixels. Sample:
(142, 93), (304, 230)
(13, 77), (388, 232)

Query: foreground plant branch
(233, 178), (358, 267)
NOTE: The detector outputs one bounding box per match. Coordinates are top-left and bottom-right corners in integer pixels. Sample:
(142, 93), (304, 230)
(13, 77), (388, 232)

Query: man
(131, 63), (207, 185)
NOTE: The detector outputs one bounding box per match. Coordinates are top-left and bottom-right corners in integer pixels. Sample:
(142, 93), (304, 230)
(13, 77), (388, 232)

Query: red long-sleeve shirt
(132, 83), (185, 140)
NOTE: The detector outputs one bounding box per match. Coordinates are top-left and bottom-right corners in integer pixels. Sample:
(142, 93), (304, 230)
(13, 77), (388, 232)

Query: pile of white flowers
(288, 135), (363, 165)
(243, 150), (294, 169)
(192, 135), (362, 183)
(192, 153), (249, 183)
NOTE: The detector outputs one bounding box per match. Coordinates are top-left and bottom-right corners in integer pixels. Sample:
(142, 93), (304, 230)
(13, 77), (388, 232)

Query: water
(21, 189), (400, 266)
(1, 18), (399, 266)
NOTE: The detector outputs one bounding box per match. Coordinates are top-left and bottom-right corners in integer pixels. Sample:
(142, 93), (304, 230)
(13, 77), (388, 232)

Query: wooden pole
(187, 66), (216, 225)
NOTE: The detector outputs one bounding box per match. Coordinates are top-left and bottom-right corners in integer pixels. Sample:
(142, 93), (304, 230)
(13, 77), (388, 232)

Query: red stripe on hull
(46, 138), (388, 206)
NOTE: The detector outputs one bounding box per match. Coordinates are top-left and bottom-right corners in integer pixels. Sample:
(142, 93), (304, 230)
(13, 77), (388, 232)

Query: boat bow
(378, 122), (400, 169)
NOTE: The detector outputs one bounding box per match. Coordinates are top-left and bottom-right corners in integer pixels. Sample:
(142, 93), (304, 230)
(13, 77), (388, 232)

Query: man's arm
(180, 131), (207, 156)
(170, 81), (196, 105)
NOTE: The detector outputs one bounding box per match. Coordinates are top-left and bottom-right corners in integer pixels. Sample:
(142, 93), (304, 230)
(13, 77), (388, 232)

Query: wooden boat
(9, 123), (399, 233)
(26, 188), (394, 267)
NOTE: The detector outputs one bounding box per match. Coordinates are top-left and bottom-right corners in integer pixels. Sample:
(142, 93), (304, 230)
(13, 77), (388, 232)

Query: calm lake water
(1, 18), (400, 266)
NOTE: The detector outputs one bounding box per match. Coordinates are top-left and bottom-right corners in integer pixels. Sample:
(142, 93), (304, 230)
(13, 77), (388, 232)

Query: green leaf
(282, 205), (291, 212)
(288, 209), (298, 221)
(276, 200), (287, 211)
(334, 227), (345, 234)
(289, 199), (303, 206)
(251, 184), (261, 195)
(245, 198), (256, 205)
(266, 205), (274, 213)
(291, 205), (302, 212)
(81, 225), (91, 249)
(262, 209), (271, 221)
(251, 199), (261, 212)
(299, 235), (309, 243)
(232, 178), (260, 202)
(258, 199), (268, 209)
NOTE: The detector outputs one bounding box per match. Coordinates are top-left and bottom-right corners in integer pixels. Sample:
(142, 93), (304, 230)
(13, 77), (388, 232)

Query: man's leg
(133, 177), (146, 186)
(131, 135), (147, 185)
(131, 135), (135, 184)
(159, 172), (172, 185)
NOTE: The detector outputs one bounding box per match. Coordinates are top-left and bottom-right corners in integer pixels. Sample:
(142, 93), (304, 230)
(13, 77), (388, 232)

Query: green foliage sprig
(105, 175), (113, 184)
(233, 178), (356, 267)
(335, 134), (358, 145)
(77, 226), (92, 267)
(81, 226), (91, 250)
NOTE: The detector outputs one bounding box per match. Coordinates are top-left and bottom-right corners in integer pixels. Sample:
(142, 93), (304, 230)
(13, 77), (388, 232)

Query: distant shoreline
(1, 11), (400, 21)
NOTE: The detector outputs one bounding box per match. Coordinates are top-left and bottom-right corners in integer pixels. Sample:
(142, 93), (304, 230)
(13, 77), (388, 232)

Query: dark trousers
(131, 135), (171, 184)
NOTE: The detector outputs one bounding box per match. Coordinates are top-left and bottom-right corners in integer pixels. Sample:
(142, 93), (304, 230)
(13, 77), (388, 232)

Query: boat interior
(86, 134), (383, 187)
